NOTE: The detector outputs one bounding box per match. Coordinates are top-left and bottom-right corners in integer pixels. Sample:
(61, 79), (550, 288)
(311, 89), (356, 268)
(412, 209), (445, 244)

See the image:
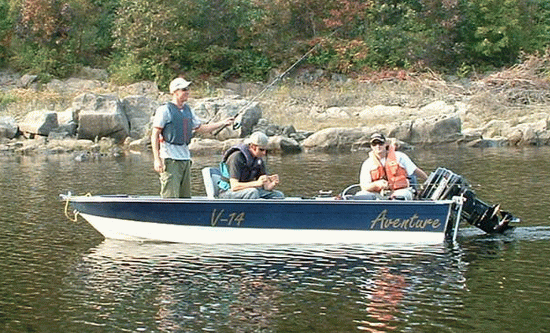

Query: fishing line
(213, 28), (341, 135)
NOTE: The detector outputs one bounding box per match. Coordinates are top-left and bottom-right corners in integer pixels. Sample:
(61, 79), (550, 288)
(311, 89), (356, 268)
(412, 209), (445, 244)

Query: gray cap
(245, 132), (268, 148)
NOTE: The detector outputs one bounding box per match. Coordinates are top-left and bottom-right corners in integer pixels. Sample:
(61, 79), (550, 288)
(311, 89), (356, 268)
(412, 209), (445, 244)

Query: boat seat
(202, 167), (224, 199)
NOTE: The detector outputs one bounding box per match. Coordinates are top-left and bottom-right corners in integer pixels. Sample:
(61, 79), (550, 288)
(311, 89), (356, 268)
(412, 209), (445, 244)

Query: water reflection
(3, 147), (550, 332)
(358, 267), (406, 332)
(56, 241), (468, 332)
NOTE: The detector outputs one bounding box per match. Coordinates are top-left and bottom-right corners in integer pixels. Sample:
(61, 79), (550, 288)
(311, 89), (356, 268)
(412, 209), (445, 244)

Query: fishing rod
(212, 30), (340, 136)
(213, 46), (318, 135)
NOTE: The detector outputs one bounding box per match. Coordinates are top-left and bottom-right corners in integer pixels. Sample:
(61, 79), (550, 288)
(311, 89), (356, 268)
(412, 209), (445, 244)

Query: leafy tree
(0, 0), (12, 66)
(517, 0), (550, 54)
(110, 0), (270, 87)
(7, 0), (116, 78)
(460, 0), (550, 67)
(248, 0), (371, 73)
(415, 0), (466, 70)
(357, 0), (429, 69)
(2, 0), (550, 82)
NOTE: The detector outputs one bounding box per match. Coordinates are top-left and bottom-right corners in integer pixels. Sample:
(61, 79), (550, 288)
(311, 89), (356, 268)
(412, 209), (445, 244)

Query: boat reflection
(65, 240), (468, 332)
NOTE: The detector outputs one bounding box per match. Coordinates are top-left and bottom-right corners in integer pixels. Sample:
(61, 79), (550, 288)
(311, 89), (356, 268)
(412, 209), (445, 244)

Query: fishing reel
(212, 116), (242, 136)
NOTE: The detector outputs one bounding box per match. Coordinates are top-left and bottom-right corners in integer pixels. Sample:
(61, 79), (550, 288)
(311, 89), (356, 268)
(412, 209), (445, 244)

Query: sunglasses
(370, 141), (385, 146)
(252, 144), (267, 152)
(178, 87), (189, 92)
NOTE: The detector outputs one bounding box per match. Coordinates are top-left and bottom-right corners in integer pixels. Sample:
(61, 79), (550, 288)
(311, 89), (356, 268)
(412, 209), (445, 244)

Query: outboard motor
(418, 168), (519, 234)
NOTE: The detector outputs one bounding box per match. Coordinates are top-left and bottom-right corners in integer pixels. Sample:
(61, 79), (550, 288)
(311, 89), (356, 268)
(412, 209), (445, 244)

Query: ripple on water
(2, 150), (550, 332)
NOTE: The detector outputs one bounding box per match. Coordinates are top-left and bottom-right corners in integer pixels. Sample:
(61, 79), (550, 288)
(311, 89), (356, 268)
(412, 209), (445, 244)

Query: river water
(1, 146), (550, 332)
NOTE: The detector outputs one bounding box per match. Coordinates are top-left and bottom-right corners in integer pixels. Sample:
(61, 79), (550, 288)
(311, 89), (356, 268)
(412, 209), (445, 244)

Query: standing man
(151, 77), (233, 198)
(219, 131), (284, 199)
(358, 133), (427, 200)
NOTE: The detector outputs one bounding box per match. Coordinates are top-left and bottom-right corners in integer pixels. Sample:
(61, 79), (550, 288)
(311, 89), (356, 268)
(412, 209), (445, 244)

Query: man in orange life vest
(358, 133), (428, 200)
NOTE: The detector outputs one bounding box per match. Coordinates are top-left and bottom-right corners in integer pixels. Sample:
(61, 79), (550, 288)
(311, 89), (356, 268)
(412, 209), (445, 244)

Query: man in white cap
(218, 131), (284, 199)
(358, 132), (427, 200)
(151, 77), (233, 198)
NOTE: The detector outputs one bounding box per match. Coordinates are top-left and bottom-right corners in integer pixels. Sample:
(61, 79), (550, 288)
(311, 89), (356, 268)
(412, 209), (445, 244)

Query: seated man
(357, 133), (427, 200)
(219, 132), (284, 199)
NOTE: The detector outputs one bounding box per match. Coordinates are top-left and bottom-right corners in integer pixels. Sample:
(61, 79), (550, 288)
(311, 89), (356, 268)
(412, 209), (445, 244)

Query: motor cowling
(419, 168), (518, 234)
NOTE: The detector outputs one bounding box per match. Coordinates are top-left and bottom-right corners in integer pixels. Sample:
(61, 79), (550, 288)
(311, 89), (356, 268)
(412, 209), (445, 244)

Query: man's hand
(254, 175), (266, 188)
(153, 158), (165, 174)
(261, 174), (280, 190)
(223, 117), (235, 126)
(268, 174), (279, 185)
(374, 179), (388, 192)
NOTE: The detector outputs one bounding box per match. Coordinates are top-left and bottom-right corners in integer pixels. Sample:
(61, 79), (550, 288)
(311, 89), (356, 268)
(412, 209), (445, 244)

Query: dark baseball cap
(370, 133), (386, 144)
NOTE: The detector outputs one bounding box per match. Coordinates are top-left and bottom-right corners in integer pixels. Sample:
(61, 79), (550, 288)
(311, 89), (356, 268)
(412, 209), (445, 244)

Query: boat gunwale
(63, 194), (457, 206)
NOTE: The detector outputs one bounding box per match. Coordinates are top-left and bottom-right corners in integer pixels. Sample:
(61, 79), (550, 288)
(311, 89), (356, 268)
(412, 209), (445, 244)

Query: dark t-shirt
(226, 151), (266, 182)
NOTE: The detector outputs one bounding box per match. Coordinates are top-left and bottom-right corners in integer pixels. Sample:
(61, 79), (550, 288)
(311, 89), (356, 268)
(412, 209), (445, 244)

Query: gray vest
(161, 102), (193, 145)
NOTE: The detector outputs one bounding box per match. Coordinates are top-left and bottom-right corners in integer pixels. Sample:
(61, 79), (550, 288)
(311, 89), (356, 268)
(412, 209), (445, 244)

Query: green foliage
(459, 0), (550, 67)
(0, 0), (13, 67)
(109, 0), (272, 87)
(0, 91), (18, 108)
(108, 52), (145, 85)
(7, 0), (118, 78)
(529, 0), (550, 51)
(1, 0), (550, 81)
(10, 41), (73, 78)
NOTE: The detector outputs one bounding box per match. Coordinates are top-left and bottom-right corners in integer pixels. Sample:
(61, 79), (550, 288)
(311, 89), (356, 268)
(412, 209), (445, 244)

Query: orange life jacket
(369, 144), (410, 191)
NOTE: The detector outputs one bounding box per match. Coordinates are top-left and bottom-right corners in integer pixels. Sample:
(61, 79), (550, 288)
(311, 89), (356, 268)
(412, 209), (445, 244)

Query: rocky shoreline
(1, 68), (550, 159)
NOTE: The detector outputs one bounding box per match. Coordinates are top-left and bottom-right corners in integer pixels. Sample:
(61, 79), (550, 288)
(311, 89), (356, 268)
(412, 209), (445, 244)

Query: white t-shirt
(152, 103), (202, 160)
(359, 151), (418, 188)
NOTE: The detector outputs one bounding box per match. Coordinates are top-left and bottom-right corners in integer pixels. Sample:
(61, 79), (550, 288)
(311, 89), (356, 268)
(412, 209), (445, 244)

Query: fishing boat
(61, 167), (519, 244)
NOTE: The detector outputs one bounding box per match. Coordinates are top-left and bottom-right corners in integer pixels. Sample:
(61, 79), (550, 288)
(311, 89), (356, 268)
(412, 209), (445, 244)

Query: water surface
(1, 147), (550, 332)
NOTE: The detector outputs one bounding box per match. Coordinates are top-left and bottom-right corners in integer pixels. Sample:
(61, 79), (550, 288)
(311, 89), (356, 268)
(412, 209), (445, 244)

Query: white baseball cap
(169, 78), (192, 94)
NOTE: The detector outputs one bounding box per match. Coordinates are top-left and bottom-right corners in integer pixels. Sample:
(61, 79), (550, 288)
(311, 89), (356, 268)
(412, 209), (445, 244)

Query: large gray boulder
(19, 110), (58, 137)
(54, 109), (78, 136)
(302, 127), (366, 151)
(408, 114), (463, 144)
(419, 101), (456, 117)
(18, 74), (38, 89)
(0, 116), (18, 139)
(122, 95), (159, 139)
(505, 120), (550, 146)
(481, 120), (512, 138)
(268, 135), (302, 153)
(225, 99), (262, 137)
(190, 98), (262, 139)
(73, 93), (129, 142)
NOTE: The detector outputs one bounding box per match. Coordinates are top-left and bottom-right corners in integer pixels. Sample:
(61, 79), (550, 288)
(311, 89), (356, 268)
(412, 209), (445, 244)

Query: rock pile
(2, 71), (550, 157)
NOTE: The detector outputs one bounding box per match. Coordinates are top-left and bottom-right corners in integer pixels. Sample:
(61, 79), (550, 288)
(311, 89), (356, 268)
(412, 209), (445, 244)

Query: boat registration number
(211, 209), (245, 227)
